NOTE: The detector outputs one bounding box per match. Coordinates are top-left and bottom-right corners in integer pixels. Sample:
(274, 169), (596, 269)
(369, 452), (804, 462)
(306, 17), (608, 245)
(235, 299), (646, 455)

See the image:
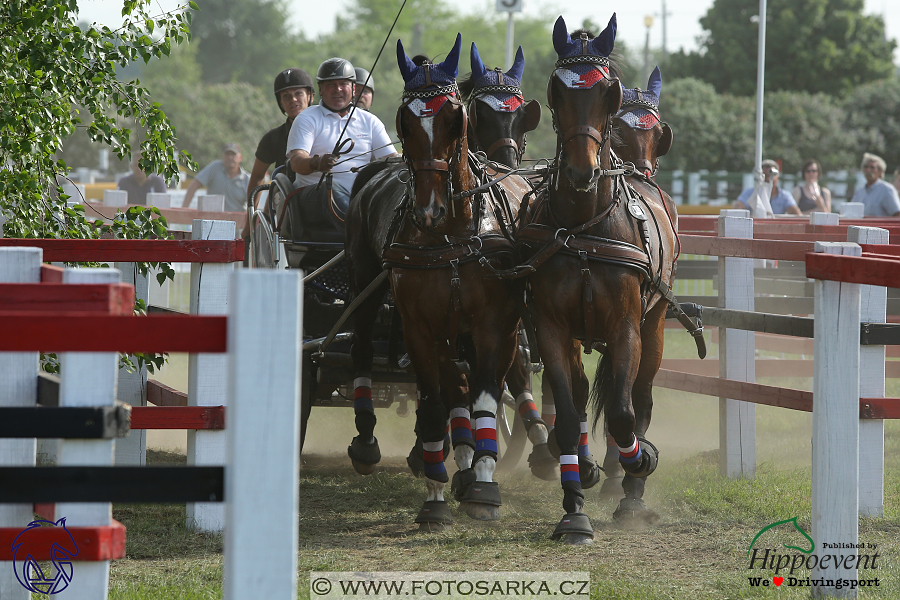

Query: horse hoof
(415, 500), (452, 531)
(613, 498), (659, 525)
(550, 512), (594, 543)
(459, 481), (502, 521)
(461, 502), (501, 521)
(528, 444), (559, 481)
(598, 475), (624, 500)
(348, 436), (381, 474)
(559, 533), (594, 545)
(579, 454), (602, 489)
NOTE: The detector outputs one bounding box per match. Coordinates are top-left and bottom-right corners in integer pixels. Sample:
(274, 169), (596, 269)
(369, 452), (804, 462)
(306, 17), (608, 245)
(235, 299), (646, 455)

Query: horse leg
(570, 350), (601, 490)
(541, 334), (594, 544)
(407, 356), (462, 478)
(615, 304), (666, 523)
(507, 345), (557, 481)
(346, 261), (388, 474)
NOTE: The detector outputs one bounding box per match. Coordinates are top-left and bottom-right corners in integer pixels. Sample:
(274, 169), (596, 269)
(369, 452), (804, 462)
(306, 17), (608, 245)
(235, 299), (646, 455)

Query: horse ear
(608, 79), (623, 115)
(438, 33), (463, 79)
(552, 16), (572, 57)
(468, 97), (478, 130)
(523, 99), (541, 132)
(590, 12), (617, 56)
(658, 122), (673, 156)
(397, 39), (417, 83)
(470, 42), (488, 81)
(507, 46), (525, 82)
(647, 66), (662, 98)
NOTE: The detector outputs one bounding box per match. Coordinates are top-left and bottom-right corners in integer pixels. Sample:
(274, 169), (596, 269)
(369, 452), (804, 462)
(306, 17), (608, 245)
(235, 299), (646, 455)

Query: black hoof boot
(527, 443), (559, 481)
(620, 437), (659, 478)
(451, 467), (476, 502)
(459, 481), (502, 521)
(578, 453), (602, 489)
(348, 436), (381, 475)
(415, 500), (453, 532)
(550, 513), (594, 545)
(612, 497), (659, 526)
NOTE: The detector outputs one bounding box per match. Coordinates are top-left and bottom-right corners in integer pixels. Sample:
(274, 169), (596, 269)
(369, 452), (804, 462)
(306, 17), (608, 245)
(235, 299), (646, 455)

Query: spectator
(117, 152), (167, 205)
(892, 167), (900, 197)
(354, 67), (375, 111)
(850, 153), (900, 217)
(286, 57), (398, 231)
(181, 143), (251, 212)
(792, 158), (831, 214)
(733, 159), (802, 216)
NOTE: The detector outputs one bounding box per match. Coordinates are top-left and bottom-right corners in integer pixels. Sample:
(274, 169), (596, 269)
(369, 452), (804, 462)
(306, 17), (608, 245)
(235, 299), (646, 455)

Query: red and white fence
(657, 210), (899, 597)
(0, 231), (302, 599)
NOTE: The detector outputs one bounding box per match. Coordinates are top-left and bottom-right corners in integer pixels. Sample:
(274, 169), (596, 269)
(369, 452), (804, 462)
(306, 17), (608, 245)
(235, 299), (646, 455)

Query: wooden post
(812, 242), (860, 598)
(717, 210), (756, 478)
(187, 219), (236, 532)
(114, 263), (149, 466)
(224, 270), (302, 600)
(56, 267), (121, 600)
(0, 248), (41, 600)
(847, 226), (888, 517)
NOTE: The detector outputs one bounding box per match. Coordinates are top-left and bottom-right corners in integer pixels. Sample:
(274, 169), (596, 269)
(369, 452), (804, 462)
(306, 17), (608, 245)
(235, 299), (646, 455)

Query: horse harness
(467, 68), (528, 165)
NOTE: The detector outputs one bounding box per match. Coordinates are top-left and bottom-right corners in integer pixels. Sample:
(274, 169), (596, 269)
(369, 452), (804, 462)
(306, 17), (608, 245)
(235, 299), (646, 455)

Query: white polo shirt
(286, 102), (396, 190)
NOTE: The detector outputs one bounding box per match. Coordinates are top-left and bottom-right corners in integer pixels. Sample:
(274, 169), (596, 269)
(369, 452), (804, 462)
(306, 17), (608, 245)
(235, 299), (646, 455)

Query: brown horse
(345, 34), (530, 528)
(519, 14), (681, 542)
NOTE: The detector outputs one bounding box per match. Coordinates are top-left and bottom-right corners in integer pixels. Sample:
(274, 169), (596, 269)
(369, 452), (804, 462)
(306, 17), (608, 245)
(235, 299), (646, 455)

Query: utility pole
(496, 0), (523, 70)
(643, 15), (654, 82)
(661, 0), (671, 60)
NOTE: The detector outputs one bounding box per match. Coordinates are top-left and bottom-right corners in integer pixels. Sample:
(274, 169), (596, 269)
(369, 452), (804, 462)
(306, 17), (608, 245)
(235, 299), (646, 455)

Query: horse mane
(457, 71), (475, 102)
(609, 124), (626, 150)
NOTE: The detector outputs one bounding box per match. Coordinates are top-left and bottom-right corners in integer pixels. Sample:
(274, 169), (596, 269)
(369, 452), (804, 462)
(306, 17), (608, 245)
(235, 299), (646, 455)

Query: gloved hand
(310, 153), (338, 172)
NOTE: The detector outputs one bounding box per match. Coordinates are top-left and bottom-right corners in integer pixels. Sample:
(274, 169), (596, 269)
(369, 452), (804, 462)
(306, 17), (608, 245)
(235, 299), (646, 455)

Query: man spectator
(117, 152), (167, 205)
(354, 67), (375, 111)
(850, 153), (900, 217)
(286, 57), (398, 231)
(181, 143), (251, 212)
(733, 159), (802, 216)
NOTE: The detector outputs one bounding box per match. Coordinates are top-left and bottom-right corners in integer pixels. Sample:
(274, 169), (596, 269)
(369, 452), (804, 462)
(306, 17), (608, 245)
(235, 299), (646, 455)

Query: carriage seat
(275, 172), (346, 245)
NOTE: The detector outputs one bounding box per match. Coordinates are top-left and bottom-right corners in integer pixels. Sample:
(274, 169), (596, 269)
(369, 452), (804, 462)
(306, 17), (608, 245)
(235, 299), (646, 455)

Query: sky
(77, 0), (899, 61)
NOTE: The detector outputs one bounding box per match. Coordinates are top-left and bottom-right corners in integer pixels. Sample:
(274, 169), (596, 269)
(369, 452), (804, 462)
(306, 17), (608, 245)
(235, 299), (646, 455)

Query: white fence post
(114, 263), (149, 466)
(56, 267), (121, 600)
(717, 210), (756, 478)
(812, 242), (861, 598)
(224, 270), (302, 600)
(0, 248), (42, 600)
(847, 226), (888, 517)
(187, 219), (236, 532)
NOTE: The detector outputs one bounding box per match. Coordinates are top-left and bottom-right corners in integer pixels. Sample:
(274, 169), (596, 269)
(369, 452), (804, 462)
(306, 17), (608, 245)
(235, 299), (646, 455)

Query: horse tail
(588, 347), (612, 434)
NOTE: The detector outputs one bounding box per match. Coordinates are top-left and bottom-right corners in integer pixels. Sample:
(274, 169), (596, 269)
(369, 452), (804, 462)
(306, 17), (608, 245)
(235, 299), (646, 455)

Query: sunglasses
(805, 168), (818, 173)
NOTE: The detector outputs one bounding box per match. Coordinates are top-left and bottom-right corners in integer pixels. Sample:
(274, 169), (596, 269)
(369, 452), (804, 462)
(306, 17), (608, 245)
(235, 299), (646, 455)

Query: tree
(0, 0), (196, 239)
(843, 77), (900, 172)
(190, 0), (302, 87)
(666, 0), (896, 96)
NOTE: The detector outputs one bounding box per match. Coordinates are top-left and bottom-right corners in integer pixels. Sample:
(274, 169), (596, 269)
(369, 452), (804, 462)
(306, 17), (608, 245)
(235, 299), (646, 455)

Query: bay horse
(345, 34), (531, 528)
(518, 14), (694, 541)
(457, 43), (562, 481)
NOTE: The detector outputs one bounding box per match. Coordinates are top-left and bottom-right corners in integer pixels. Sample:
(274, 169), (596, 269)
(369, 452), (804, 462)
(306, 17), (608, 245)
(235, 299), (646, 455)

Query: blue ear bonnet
(552, 13), (617, 59)
(618, 67), (662, 130)
(471, 44), (523, 90)
(397, 33), (462, 92)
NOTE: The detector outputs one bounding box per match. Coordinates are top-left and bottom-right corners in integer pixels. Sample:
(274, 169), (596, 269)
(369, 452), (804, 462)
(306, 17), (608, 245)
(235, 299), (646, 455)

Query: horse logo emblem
(748, 516), (815, 556)
(11, 518), (79, 595)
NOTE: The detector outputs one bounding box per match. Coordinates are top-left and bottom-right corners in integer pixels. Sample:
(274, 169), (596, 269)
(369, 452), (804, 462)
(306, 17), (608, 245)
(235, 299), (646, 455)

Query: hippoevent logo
(746, 517), (880, 591)
(11, 518), (78, 595)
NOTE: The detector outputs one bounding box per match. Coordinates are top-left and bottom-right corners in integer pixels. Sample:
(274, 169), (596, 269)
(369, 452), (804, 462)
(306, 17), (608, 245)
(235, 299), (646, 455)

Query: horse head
(396, 33), (468, 227)
(464, 43), (541, 168)
(613, 66), (673, 177)
(548, 14), (623, 192)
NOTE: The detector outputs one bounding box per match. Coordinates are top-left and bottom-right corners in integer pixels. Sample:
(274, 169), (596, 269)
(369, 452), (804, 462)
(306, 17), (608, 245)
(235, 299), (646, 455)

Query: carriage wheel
(495, 387), (527, 471)
(250, 209), (276, 269)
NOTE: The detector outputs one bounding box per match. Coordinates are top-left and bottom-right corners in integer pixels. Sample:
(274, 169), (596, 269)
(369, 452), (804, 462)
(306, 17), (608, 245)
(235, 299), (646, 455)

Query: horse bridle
(616, 92), (663, 177)
(546, 52), (620, 187)
(396, 77), (468, 208)
(467, 74), (527, 165)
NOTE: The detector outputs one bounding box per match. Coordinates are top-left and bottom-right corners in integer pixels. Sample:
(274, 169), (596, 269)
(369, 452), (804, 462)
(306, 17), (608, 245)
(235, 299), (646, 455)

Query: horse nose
(565, 164), (601, 192)
(413, 204), (447, 226)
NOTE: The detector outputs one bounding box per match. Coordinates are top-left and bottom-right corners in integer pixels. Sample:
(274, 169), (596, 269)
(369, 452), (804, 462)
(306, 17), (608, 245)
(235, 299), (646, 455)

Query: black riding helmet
(354, 67), (374, 93)
(316, 58), (355, 82)
(273, 68), (314, 114)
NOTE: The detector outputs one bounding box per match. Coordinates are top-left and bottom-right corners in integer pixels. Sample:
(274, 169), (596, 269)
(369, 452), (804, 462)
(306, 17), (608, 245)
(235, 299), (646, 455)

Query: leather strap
(485, 137), (519, 159)
(448, 259), (462, 360)
(410, 159), (450, 172)
(579, 250), (595, 354)
(561, 125), (605, 147)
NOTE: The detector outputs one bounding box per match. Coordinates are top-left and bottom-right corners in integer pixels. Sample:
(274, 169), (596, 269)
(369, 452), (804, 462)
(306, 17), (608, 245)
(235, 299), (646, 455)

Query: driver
(286, 57), (398, 227)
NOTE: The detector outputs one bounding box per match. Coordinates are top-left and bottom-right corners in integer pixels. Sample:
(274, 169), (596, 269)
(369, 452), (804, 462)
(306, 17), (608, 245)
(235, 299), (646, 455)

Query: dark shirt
(117, 173), (167, 205)
(255, 118), (293, 170)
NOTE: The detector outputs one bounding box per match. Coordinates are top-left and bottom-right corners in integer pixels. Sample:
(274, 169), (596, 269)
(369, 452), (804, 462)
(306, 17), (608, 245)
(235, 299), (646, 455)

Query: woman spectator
(792, 158), (831, 214)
